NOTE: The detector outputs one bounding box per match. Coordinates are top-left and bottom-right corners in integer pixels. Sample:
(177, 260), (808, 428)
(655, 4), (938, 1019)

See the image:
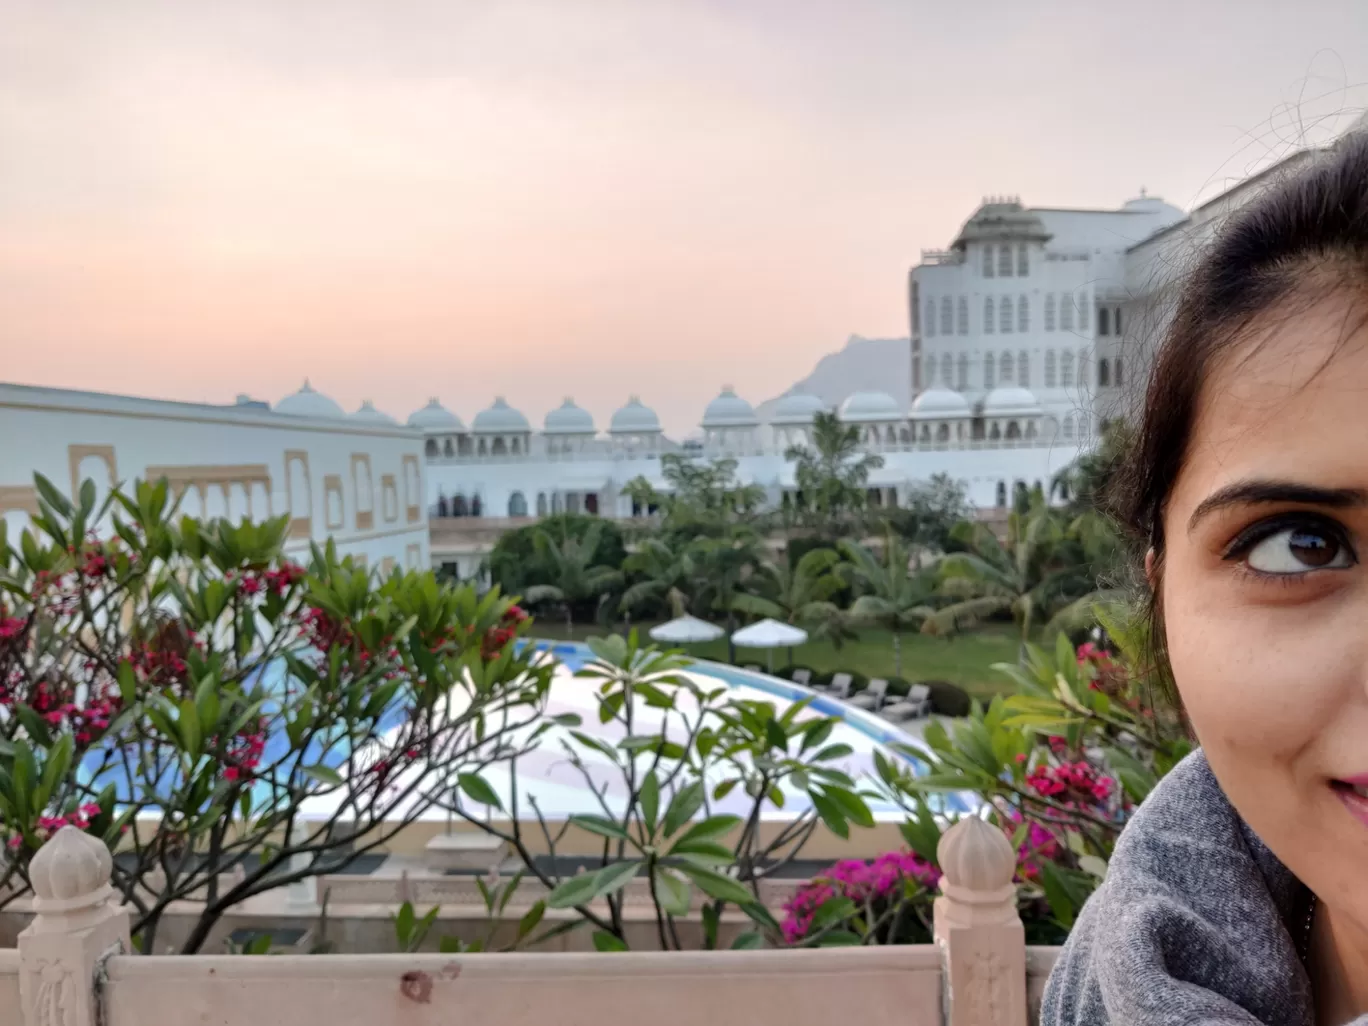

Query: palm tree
(619, 536), (695, 619)
(837, 530), (937, 677)
(523, 522), (625, 636)
(923, 497), (1104, 649)
(687, 529), (768, 663)
(786, 411), (885, 537)
(731, 547), (855, 651)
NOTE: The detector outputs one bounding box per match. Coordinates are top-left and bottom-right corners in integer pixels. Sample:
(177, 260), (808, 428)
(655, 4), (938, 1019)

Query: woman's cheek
(1165, 583), (1344, 756)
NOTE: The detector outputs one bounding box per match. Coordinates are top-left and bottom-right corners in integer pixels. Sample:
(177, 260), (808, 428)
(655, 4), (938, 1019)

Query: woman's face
(1162, 291), (1368, 932)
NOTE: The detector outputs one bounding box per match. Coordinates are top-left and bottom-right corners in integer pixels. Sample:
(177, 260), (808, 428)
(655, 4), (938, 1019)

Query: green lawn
(528, 620), (1023, 701)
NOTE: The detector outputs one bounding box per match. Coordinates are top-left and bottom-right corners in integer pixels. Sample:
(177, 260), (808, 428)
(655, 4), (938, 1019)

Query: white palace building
(7, 132), (1329, 581)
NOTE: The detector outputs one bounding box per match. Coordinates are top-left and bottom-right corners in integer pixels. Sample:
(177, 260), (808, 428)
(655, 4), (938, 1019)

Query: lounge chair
(791, 669), (813, 687)
(850, 678), (889, 711)
(883, 683), (933, 721)
(824, 672), (854, 700)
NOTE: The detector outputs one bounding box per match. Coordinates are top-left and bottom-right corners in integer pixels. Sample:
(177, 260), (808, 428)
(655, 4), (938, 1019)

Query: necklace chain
(1301, 893), (1318, 964)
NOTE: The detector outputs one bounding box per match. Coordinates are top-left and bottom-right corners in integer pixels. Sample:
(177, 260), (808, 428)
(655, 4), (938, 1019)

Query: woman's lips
(1331, 779), (1368, 828)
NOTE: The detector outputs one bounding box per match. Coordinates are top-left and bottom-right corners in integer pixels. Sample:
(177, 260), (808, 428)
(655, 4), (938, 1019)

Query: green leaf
(808, 790), (849, 839)
(661, 780), (705, 837)
(822, 787), (874, 829)
(569, 814), (631, 843)
(809, 896), (858, 932)
(639, 771), (660, 835)
(302, 764), (343, 787)
(177, 698), (202, 757)
(517, 900), (546, 940)
(654, 867), (691, 916)
(546, 861), (641, 909)
(456, 772), (504, 811)
(811, 743), (854, 762)
(666, 813), (739, 853)
(592, 930), (629, 952)
(711, 778), (738, 803)
(730, 931), (763, 950)
(764, 719), (788, 752)
(675, 864), (753, 907)
(799, 719), (834, 754)
(1038, 859), (1076, 928)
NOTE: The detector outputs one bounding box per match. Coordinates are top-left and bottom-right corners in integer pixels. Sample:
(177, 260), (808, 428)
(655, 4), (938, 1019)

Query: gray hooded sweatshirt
(1041, 749), (1368, 1026)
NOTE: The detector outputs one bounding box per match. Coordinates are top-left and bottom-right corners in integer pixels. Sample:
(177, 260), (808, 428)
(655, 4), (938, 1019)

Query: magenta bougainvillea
(781, 850), (941, 944)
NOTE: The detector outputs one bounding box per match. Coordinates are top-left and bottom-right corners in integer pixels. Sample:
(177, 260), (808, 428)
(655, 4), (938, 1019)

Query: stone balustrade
(0, 819), (1057, 1026)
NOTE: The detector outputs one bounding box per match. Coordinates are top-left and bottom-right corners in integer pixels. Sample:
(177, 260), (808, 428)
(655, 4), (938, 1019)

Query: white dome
(770, 392), (828, 425)
(609, 396), (662, 434)
(472, 396), (531, 434)
(350, 399), (397, 425)
(838, 390), (902, 423)
(702, 387), (758, 428)
(275, 380), (345, 420)
(910, 387), (972, 420)
(544, 398), (595, 435)
(982, 386), (1043, 417)
(406, 398), (464, 431)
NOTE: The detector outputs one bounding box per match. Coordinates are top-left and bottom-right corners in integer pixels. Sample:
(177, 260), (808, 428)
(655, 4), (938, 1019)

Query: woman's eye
(1244, 525), (1354, 574)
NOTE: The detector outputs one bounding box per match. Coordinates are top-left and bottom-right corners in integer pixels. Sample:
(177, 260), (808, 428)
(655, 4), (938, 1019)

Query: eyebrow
(1187, 480), (1368, 533)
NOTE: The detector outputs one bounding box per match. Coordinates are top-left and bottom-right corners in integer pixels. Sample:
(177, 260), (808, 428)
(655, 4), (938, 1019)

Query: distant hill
(756, 335), (910, 422)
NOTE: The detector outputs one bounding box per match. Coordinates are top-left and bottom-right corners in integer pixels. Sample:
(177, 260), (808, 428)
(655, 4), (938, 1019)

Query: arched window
(999, 296), (1013, 333)
(424, 439), (438, 458)
(957, 353), (969, 389)
(996, 481), (1007, 507)
(492, 437), (508, 456)
(1116, 357), (1125, 386)
(1006, 421), (1022, 440)
(1017, 349), (1030, 387)
(983, 352), (996, 388)
(1061, 297), (1075, 332)
(1098, 358), (1111, 387)
(940, 297), (953, 335)
(511, 437), (521, 455)
(999, 351), (1014, 383)
(1017, 244), (1029, 276)
(925, 300), (936, 337)
(1061, 350), (1075, 387)
(940, 352), (953, 386)
(984, 297), (995, 334)
(443, 438), (455, 458)
(983, 245), (994, 277)
(1078, 349), (1090, 387)
(1062, 416), (1074, 440)
(453, 494), (469, 516)
(536, 492), (548, 516)
(1114, 307), (1123, 334)
(1044, 350), (1057, 387)
(936, 423), (950, 442)
(477, 438), (488, 456)
(1097, 307), (1110, 336)
(508, 491), (528, 517)
(1044, 294), (1057, 331)
(990, 422), (1002, 440)
(1017, 295), (1029, 332)
(998, 244), (1013, 277)
(1078, 292), (1090, 332)
(957, 297), (969, 335)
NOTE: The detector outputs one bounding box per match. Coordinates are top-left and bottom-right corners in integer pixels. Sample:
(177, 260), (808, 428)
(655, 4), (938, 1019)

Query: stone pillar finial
(933, 815), (1027, 1026)
(19, 827), (132, 1026)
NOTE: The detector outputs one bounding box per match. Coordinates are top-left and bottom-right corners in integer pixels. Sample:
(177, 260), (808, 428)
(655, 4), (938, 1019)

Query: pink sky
(2, 0), (1367, 434)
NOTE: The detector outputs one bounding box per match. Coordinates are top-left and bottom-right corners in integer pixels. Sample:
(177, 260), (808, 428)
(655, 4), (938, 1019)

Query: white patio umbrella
(731, 618), (809, 671)
(649, 614), (725, 645)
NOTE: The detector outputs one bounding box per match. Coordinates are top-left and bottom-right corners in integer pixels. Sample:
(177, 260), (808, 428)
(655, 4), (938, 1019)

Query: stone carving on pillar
(18, 826), (132, 1026)
(932, 815), (1027, 1026)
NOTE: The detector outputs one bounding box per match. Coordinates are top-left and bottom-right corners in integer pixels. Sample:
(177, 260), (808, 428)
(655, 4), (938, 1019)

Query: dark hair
(1112, 129), (1368, 678)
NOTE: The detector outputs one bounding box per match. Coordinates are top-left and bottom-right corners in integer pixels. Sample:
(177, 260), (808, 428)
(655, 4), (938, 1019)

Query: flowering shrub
(781, 850), (940, 945)
(0, 474), (553, 953)
(830, 617), (1195, 941)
